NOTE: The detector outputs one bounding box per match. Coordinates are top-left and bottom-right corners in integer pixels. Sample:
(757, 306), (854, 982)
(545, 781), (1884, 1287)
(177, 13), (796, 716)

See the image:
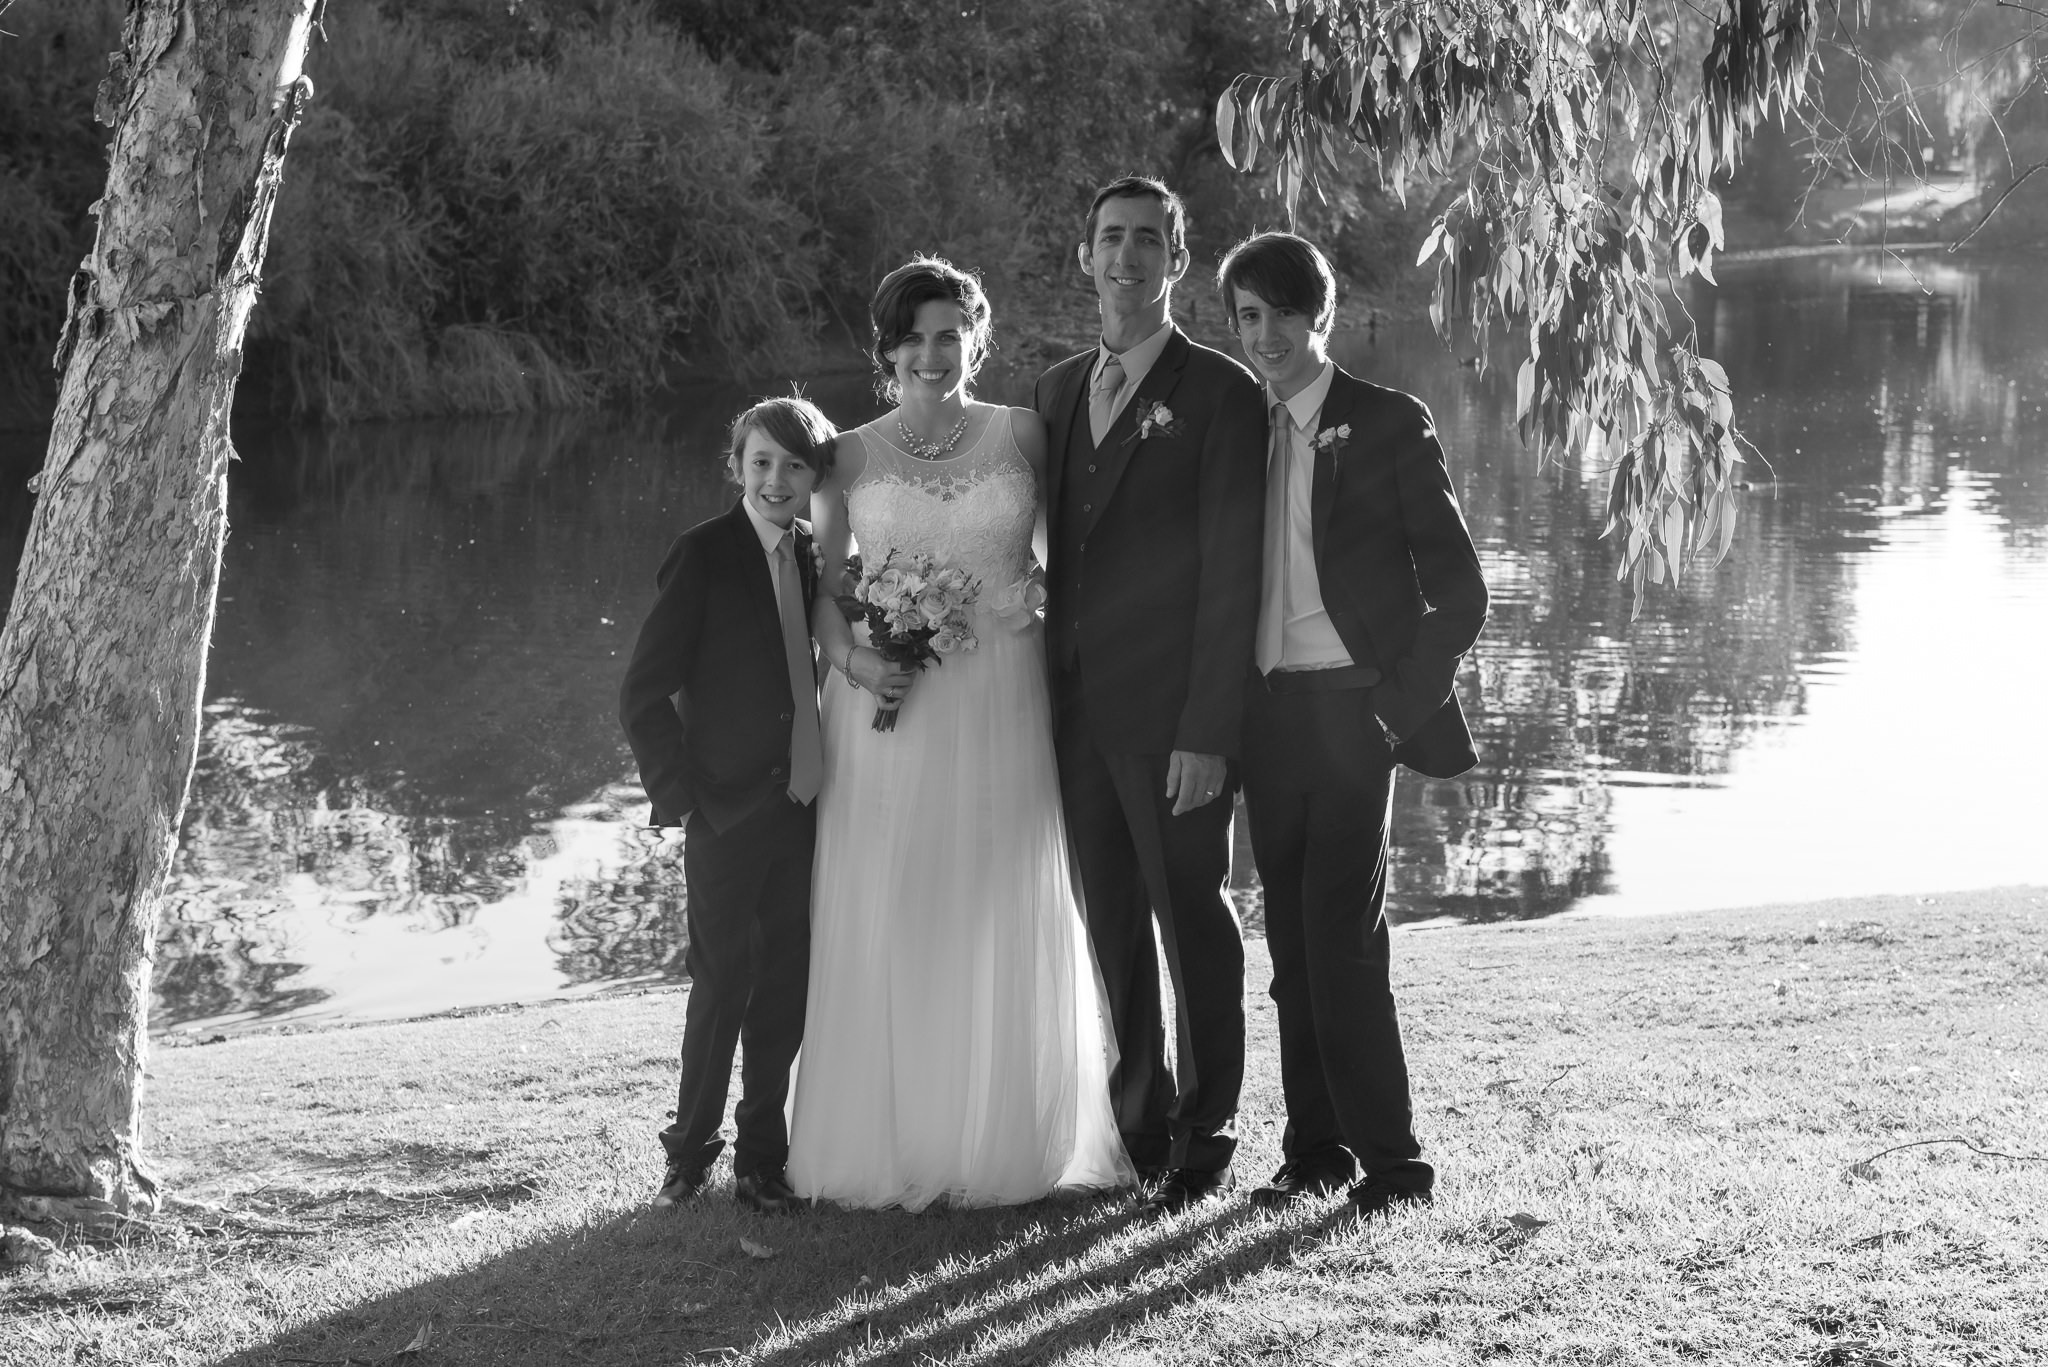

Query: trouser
(1240, 679), (1431, 1192)
(1056, 672), (1244, 1175)
(660, 794), (814, 1180)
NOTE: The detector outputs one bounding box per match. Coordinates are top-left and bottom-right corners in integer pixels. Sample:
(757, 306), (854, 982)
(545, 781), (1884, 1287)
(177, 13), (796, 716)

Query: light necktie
(773, 533), (823, 804)
(1255, 399), (1293, 674)
(1087, 352), (1125, 447)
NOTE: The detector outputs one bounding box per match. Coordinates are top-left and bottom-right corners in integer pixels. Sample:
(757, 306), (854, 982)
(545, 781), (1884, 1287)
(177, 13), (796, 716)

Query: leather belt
(1258, 664), (1381, 694)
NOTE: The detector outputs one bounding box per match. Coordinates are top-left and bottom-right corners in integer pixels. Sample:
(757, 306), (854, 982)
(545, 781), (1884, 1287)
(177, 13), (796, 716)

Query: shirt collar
(1095, 320), (1175, 393)
(1271, 361), (1336, 433)
(740, 498), (793, 556)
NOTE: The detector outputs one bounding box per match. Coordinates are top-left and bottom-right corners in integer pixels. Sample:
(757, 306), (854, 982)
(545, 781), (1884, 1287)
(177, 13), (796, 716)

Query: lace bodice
(846, 409), (1036, 589)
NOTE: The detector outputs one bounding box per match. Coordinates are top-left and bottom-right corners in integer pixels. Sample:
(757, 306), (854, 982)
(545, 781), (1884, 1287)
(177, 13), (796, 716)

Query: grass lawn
(4, 887), (2045, 1366)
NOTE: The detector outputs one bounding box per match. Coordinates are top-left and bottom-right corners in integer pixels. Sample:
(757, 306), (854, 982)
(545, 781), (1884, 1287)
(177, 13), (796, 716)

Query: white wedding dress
(786, 409), (1132, 1209)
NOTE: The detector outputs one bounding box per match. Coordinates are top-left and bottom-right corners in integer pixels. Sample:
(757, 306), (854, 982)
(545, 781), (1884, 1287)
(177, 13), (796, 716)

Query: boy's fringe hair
(727, 394), (838, 477)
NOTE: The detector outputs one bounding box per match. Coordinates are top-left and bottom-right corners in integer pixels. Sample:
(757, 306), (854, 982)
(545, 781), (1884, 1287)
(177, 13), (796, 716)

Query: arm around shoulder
(1011, 406), (1051, 568)
(808, 442), (862, 675)
(807, 437), (912, 696)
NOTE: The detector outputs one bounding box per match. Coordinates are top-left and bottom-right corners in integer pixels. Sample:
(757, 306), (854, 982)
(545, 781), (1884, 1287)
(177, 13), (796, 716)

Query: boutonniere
(1310, 423), (1352, 456)
(1126, 401), (1183, 445)
(808, 540), (826, 580)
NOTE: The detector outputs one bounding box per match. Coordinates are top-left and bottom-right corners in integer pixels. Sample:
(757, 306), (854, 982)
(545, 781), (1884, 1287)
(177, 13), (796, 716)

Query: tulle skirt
(786, 611), (1132, 1209)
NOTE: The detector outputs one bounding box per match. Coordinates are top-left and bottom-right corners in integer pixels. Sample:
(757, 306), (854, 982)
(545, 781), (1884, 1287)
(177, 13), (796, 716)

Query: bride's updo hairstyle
(869, 255), (994, 402)
(725, 394), (838, 481)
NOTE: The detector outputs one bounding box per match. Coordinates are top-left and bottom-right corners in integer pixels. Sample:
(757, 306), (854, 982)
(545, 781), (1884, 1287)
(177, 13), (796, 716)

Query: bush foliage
(0, 2), (125, 424)
(0, 0), (1406, 422)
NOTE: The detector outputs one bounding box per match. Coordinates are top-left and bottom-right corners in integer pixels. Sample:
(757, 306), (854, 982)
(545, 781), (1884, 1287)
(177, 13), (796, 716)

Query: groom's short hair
(1083, 176), (1188, 257)
(1216, 232), (1337, 337)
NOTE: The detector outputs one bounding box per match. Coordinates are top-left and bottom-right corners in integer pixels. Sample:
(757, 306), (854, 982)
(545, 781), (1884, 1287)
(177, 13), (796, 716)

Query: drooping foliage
(1220, 0), (1831, 604)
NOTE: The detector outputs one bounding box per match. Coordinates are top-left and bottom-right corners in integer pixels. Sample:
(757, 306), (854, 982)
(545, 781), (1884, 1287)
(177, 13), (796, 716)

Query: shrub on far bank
(247, 3), (824, 420)
(0, 0), (1434, 426)
(767, 33), (1038, 350)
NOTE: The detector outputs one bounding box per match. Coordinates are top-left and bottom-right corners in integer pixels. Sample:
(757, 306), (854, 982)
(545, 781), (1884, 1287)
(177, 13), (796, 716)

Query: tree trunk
(0, 0), (316, 1214)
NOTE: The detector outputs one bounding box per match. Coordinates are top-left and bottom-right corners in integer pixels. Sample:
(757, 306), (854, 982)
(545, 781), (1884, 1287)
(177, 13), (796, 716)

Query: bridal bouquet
(837, 549), (980, 731)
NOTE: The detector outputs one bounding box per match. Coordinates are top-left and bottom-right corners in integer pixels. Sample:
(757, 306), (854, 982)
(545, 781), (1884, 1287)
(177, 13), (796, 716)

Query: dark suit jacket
(1304, 365), (1489, 778)
(618, 501), (816, 833)
(1035, 328), (1267, 757)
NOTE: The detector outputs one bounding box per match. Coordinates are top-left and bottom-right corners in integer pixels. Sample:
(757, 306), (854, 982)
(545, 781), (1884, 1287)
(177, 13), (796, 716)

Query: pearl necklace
(896, 413), (969, 461)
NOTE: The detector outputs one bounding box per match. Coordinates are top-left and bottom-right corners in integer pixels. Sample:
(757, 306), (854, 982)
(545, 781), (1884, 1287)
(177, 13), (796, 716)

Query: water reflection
(1422, 249), (2048, 918)
(145, 405), (746, 1027)
(2, 251), (2045, 1028)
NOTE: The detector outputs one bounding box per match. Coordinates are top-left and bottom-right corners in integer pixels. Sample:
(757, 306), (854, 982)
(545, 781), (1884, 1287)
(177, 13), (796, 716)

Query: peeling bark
(0, 0), (317, 1211)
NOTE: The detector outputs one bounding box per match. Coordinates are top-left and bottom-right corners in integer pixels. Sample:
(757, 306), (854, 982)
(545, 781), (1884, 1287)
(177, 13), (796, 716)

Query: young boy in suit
(619, 396), (905, 1213)
(1217, 232), (1489, 1220)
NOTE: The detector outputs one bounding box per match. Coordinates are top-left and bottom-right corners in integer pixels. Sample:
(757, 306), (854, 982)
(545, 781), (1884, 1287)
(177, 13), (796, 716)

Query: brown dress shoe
(1138, 1165), (1233, 1216)
(734, 1169), (799, 1215)
(1349, 1178), (1433, 1219)
(652, 1161), (708, 1208)
(1248, 1161), (1351, 1210)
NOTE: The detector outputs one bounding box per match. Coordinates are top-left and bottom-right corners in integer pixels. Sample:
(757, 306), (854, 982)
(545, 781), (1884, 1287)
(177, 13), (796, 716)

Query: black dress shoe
(652, 1161), (708, 1208)
(1138, 1165), (1232, 1216)
(734, 1169), (799, 1215)
(1248, 1161), (1352, 1210)
(1349, 1178), (1433, 1220)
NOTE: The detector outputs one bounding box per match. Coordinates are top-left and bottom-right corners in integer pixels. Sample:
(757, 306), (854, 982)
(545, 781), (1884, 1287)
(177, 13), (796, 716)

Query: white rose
(871, 567), (908, 604)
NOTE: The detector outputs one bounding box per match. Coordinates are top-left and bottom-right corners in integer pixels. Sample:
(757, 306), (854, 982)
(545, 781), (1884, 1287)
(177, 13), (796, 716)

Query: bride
(786, 257), (1132, 1208)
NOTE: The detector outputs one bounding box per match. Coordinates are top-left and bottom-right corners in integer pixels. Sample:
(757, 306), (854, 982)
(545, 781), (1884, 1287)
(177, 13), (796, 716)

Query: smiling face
(1230, 284), (1327, 402)
(729, 427), (820, 529)
(885, 298), (975, 405)
(1079, 193), (1188, 331)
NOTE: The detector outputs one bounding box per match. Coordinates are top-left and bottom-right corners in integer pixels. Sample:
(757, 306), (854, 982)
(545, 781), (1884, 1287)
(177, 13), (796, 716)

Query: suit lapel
(1044, 357), (1089, 517)
(1310, 368), (1357, 567)
(1082, 329), (1190, 540)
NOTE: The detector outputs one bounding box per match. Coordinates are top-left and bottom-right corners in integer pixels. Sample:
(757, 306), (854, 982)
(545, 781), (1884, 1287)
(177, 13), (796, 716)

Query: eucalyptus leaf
(1212, 0), (1853, 607)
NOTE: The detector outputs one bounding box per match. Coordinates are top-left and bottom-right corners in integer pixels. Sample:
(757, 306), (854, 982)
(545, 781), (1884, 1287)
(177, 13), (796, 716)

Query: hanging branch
(1218, 0), (1825, 608)
(1950, 157), (2048, 249)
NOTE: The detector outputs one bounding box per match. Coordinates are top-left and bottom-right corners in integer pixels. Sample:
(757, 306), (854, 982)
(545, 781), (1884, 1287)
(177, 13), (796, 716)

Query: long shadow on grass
(202, 1178), (1342, 1366)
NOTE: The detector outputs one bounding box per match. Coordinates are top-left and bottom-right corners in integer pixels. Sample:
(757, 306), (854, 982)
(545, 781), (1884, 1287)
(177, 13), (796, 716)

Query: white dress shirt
(742, 499), (796, 557)
(1259, 361), (1354, 671)
(1090, 321), (1175, 424)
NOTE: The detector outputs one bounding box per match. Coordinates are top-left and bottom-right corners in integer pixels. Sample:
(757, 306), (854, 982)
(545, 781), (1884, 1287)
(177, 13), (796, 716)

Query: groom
(1035, 176), (1267, 1213)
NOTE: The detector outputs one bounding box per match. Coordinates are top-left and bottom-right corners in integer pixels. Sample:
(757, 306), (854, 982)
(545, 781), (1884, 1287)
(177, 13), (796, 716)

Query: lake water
(3, 251), (2045, 1032)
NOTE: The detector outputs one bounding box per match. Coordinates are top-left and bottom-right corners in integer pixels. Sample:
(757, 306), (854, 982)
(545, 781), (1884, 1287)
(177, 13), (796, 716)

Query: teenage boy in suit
(1034, 176), (1268, 1214)
(619, 396), (911, 1214)
(1217, 231), (1489, 1220)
